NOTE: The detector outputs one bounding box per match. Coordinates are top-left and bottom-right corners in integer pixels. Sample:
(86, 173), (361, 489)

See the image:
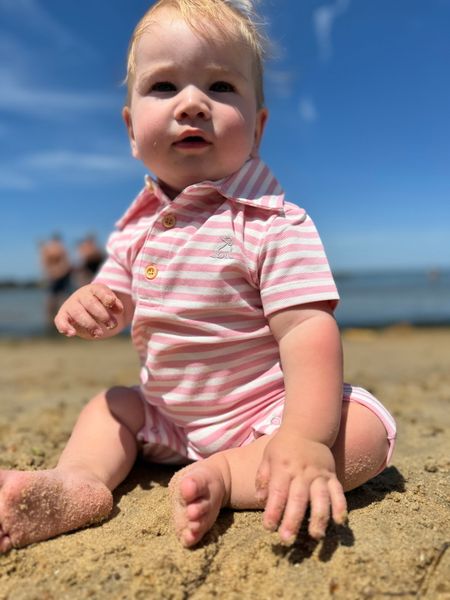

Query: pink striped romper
(94, 158), (396, 466)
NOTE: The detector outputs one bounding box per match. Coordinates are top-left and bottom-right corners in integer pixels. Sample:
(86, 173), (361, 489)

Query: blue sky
(1, 0), (449, 281)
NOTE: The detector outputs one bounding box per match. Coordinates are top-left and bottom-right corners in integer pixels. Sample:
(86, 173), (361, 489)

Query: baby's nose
(175, 86), (211, 121)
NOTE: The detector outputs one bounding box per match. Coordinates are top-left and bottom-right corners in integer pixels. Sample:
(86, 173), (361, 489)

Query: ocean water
(0, 287), (49, 337)
(0, 269), (449, 337)
(334, 269), (450, 328)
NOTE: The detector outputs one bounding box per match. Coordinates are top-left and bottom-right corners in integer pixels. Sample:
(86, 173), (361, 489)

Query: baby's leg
(0, 386), (144, 553)
(170, 401), (389, 547)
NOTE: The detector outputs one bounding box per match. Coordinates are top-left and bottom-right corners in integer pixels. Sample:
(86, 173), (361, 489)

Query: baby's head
(122, 0), (269, 195)
(125, 0), (267, 109)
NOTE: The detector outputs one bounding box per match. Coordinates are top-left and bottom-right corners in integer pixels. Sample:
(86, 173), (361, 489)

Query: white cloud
(0, 32), (30, 73)
(0, 0), (92, 52)
(0, 1), (105, 121)
(299, 96), (318, 123)
(266, 68), (297, 99)
(313, 0), (351, 61)
(23, 150), (133, 173)
(0, 67), (122, 119)
(0, 148), (142, 190)
(0, 169), (34, 191)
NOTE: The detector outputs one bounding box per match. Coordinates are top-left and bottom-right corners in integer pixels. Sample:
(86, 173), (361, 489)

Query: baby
(0, 0), (396, 552)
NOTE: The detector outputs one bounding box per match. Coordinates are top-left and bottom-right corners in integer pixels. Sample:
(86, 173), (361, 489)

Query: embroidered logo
(212, 235), (233, 259)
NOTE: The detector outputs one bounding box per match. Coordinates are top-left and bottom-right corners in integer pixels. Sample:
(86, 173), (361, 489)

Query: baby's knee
(345, 401), (389, 448)
(336, 403), (391, 489)
(104, 386), (145, 435)
(363, 410), (390, 469)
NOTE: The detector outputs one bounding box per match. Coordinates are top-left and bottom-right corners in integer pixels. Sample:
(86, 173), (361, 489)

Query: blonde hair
(125, 0), (267, 108)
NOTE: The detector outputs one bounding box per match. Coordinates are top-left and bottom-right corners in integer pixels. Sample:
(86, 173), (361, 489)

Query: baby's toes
(0, 526), (13, 553)
(179, 520), (207, 547)
(186, 498), (210, 521)
(179, 475), (203, 505)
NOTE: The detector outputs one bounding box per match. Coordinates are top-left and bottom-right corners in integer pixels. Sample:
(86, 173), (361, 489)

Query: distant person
(0, 0), (396, 553)
(76, 235), (105, 286)
(39, 234), (72, 330)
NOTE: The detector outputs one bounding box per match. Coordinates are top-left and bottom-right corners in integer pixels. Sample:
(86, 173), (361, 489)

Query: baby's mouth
(173, 135), (211, 149)
(182, 136), (205, 143)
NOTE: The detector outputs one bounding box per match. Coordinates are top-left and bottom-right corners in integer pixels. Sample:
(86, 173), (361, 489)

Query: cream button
(144, 175), (153, 191)
(145, 264), (158, 280)
(271, 417), (281, 426)
(162, 214), (177, 229)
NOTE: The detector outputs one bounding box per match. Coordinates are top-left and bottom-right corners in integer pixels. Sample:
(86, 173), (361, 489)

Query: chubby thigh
(136, 384), (396, 473)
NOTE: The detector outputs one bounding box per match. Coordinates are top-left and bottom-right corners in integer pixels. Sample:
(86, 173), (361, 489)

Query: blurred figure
(76, 234), (105, 286)
(39, 234), (72, 330)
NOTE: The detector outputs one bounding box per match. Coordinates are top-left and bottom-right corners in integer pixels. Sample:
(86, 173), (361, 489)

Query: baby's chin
(157, 172), (224, 198)
(156, 151), (256, 197)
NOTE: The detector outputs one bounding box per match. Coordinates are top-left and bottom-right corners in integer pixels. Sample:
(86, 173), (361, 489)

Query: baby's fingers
(262, 473), (290, 532)
(328, 478), (347, 525)
(55, 303), (104, 338)
(77, 292), (118, 330)
(255, 459), (270, 505)
(308, 478), (331, 540)
(278, 480), (309, 544)
(54, 311), (77, 337)
(91, 284), (124, 313)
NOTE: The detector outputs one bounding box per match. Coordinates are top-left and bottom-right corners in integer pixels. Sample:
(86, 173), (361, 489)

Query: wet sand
(0, 328), (449, 599)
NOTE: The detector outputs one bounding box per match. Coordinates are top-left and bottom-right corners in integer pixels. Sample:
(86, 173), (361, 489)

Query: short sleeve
(258, 203), (339, 317)
(93, 229), (133, 296)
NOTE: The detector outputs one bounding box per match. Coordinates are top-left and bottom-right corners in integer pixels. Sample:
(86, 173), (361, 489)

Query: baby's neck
(157, 179), (180, 200)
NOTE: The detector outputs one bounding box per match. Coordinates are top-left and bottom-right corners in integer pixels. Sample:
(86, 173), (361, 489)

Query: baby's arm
(54, 283), (134, 340)
(256, 301), (347, 542)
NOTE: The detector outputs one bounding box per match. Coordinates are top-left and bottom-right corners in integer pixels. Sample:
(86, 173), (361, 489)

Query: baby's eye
(151, 81), (176, 92)
(210, 81), (235, 93)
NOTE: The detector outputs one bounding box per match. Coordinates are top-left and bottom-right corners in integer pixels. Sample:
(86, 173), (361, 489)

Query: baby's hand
(54, 283), (124, 339)
(255, 428), (347, 543)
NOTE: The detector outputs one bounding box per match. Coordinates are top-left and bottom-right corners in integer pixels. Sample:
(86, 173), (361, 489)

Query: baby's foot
(169, 464), (228, 547)
(0, 468), (113, 552)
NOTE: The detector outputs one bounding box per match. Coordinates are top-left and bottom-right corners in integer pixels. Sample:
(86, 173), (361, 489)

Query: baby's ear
(122, 106), (140, 159)
(251, 107), (269, 157)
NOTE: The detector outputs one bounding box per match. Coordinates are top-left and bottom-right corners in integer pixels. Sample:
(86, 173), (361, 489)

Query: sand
(0, 328), (449, 599)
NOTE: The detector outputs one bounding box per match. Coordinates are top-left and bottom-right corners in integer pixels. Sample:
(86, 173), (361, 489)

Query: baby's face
(123, 9), (267, 197)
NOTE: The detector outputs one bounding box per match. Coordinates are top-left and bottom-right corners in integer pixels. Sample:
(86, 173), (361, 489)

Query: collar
(209, 158), (285, 212)
(116, 158), (285, 229)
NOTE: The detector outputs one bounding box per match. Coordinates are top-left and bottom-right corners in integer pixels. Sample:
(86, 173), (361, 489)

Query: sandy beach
(0, 327), (449, 599)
